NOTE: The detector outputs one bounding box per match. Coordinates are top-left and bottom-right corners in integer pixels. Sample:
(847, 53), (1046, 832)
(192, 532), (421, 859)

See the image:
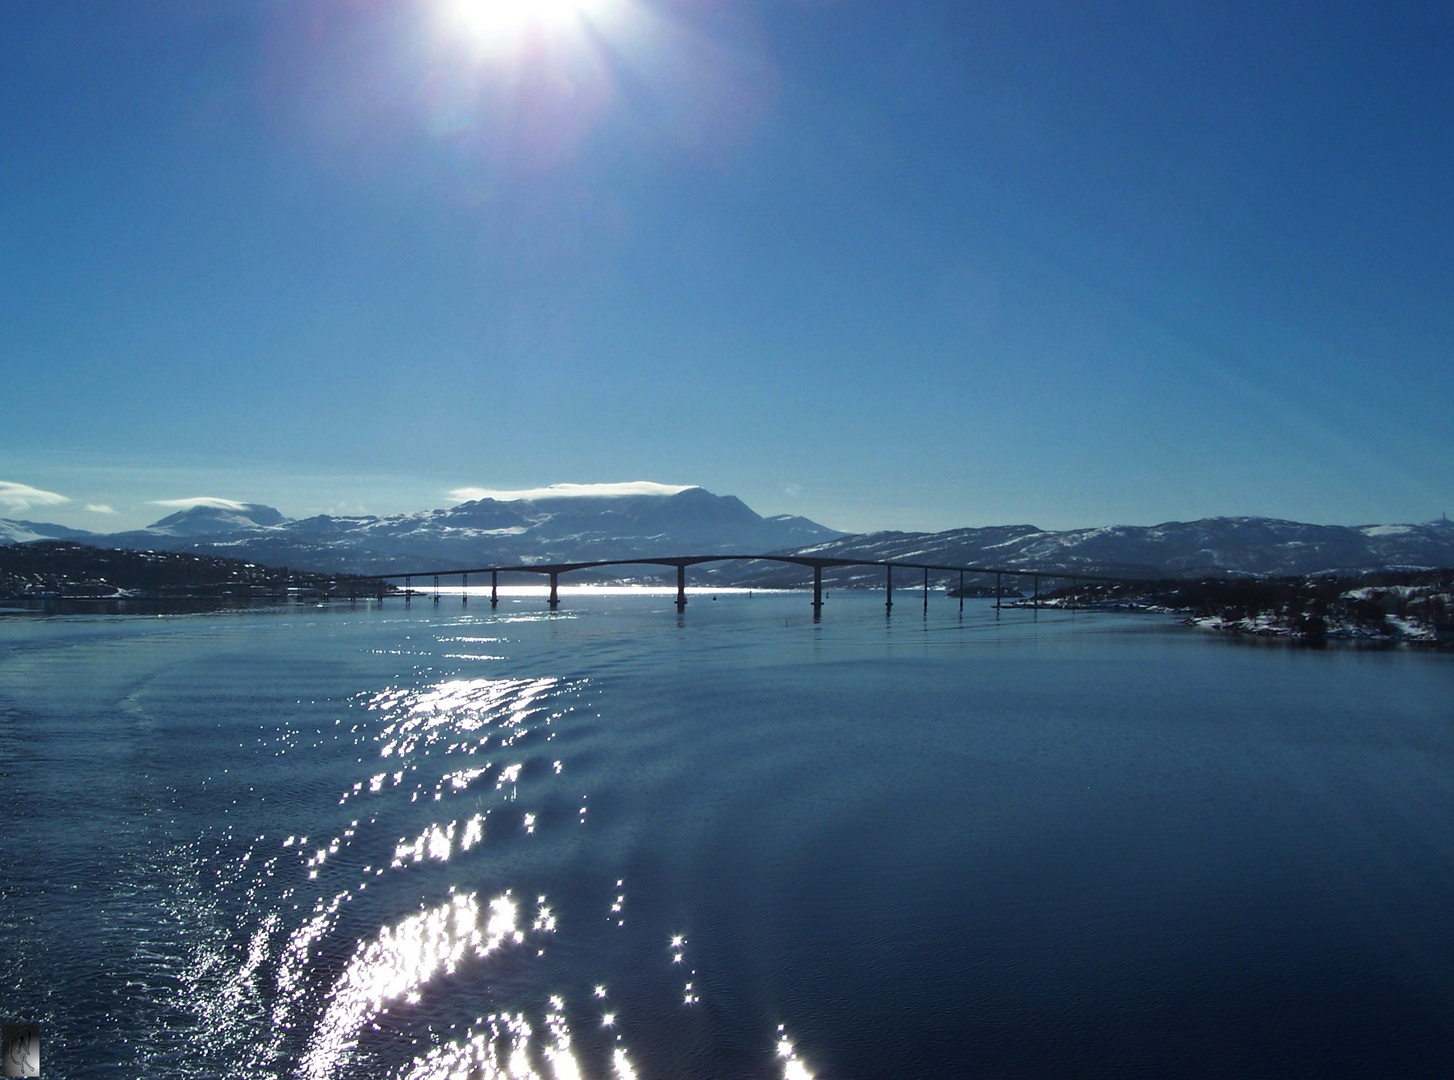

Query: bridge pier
(491, 570), (498, 607)
(923, 566), (929, 615)
(548, 571), (559, 609)
(812, 564), (823, 620)
(462, 572), (468, 606)
(1033, 574), (1039, 613)
(676, 564), (687, 612)
(995, 571), (1001, 614)
(959, 570), (964, 616)
(885, 565), (893, 615)
(433, 574), (440, 604)
(405, 576), (411, 606)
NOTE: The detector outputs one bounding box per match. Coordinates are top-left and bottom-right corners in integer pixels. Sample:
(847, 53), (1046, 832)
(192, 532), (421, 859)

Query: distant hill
(0, 487), (845, 574)
(0, 518), (100, 544)
(5, 493), (1453, 581)
(147, 502), (286, 536)
(759, 516), (1454, 583)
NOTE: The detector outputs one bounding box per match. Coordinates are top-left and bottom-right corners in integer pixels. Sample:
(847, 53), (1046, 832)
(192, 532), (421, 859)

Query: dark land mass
(0, 541), (389, 613)
(4, 542), (1452, 648)
(1020, 571), (1454, 648)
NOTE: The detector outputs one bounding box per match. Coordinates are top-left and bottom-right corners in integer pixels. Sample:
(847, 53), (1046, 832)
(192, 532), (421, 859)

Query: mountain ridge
(4, 491), (1453, 579)
(775, 515), (1454, 582)
(0, 487), (845, 573)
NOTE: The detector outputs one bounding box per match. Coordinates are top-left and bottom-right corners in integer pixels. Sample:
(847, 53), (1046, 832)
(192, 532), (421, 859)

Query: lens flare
(443, 0), (616, 48)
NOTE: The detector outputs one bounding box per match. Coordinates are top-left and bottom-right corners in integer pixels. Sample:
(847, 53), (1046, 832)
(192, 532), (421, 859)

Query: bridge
(369, 554), (1147, 620)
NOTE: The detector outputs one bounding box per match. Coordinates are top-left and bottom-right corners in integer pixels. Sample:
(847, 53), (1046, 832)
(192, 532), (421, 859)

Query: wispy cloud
(84, 504), (117, 514)
(449, 481), (695, 503)
(151, 496), (248, 511)
(0, 480), (70, 513)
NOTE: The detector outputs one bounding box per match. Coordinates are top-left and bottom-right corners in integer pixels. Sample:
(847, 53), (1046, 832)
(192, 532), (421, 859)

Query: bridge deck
(366, 554), (1153, 618)
(372, 554), (1137, 584)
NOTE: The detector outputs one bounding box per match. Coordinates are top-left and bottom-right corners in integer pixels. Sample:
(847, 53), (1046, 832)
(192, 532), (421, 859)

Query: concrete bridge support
(959, 570), (965, 615)
(462, 572), (468, 606)
(491, 570), (498, 607)
(434, 574), (440, 604)
(812, 564), (823, 620)
(923, 567), (929, 614)
(676, 564), (687, 612)
(885, 565), (893, 615)
(549, 571), (560, 609)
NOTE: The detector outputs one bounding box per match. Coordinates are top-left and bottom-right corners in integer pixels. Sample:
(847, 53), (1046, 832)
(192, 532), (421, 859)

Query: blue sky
(3, 1), (1451, 533)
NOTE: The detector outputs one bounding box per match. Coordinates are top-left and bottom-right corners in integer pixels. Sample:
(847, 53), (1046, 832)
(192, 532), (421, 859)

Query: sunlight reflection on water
(179, 658), (705, 1080)
(279, 674), (597, 1078)
(5, 595), (1452, 1078)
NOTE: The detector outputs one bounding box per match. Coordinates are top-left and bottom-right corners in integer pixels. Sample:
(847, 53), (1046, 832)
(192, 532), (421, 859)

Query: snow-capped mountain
(147, 502), (286, 536)
(4, 493), (1453, 580)
(767, 516), (1454, 583)
(0, 487), (843, 573)
(0, 519), (100, 545)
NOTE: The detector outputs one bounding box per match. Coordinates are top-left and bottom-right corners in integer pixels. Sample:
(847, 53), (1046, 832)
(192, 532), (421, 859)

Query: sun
(422, 0), (633, 164)
(442, 0), (616, 47)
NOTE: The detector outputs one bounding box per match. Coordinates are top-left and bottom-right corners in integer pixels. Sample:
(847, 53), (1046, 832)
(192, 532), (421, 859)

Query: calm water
(1, 591), (1452, 1078)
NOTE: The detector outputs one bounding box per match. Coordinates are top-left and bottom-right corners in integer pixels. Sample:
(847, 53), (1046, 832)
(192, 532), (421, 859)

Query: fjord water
(1, 593), (1451, 1078)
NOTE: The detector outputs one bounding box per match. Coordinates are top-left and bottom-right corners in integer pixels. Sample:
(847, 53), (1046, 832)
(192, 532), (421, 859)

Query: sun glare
(444, 0), (615, 46)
